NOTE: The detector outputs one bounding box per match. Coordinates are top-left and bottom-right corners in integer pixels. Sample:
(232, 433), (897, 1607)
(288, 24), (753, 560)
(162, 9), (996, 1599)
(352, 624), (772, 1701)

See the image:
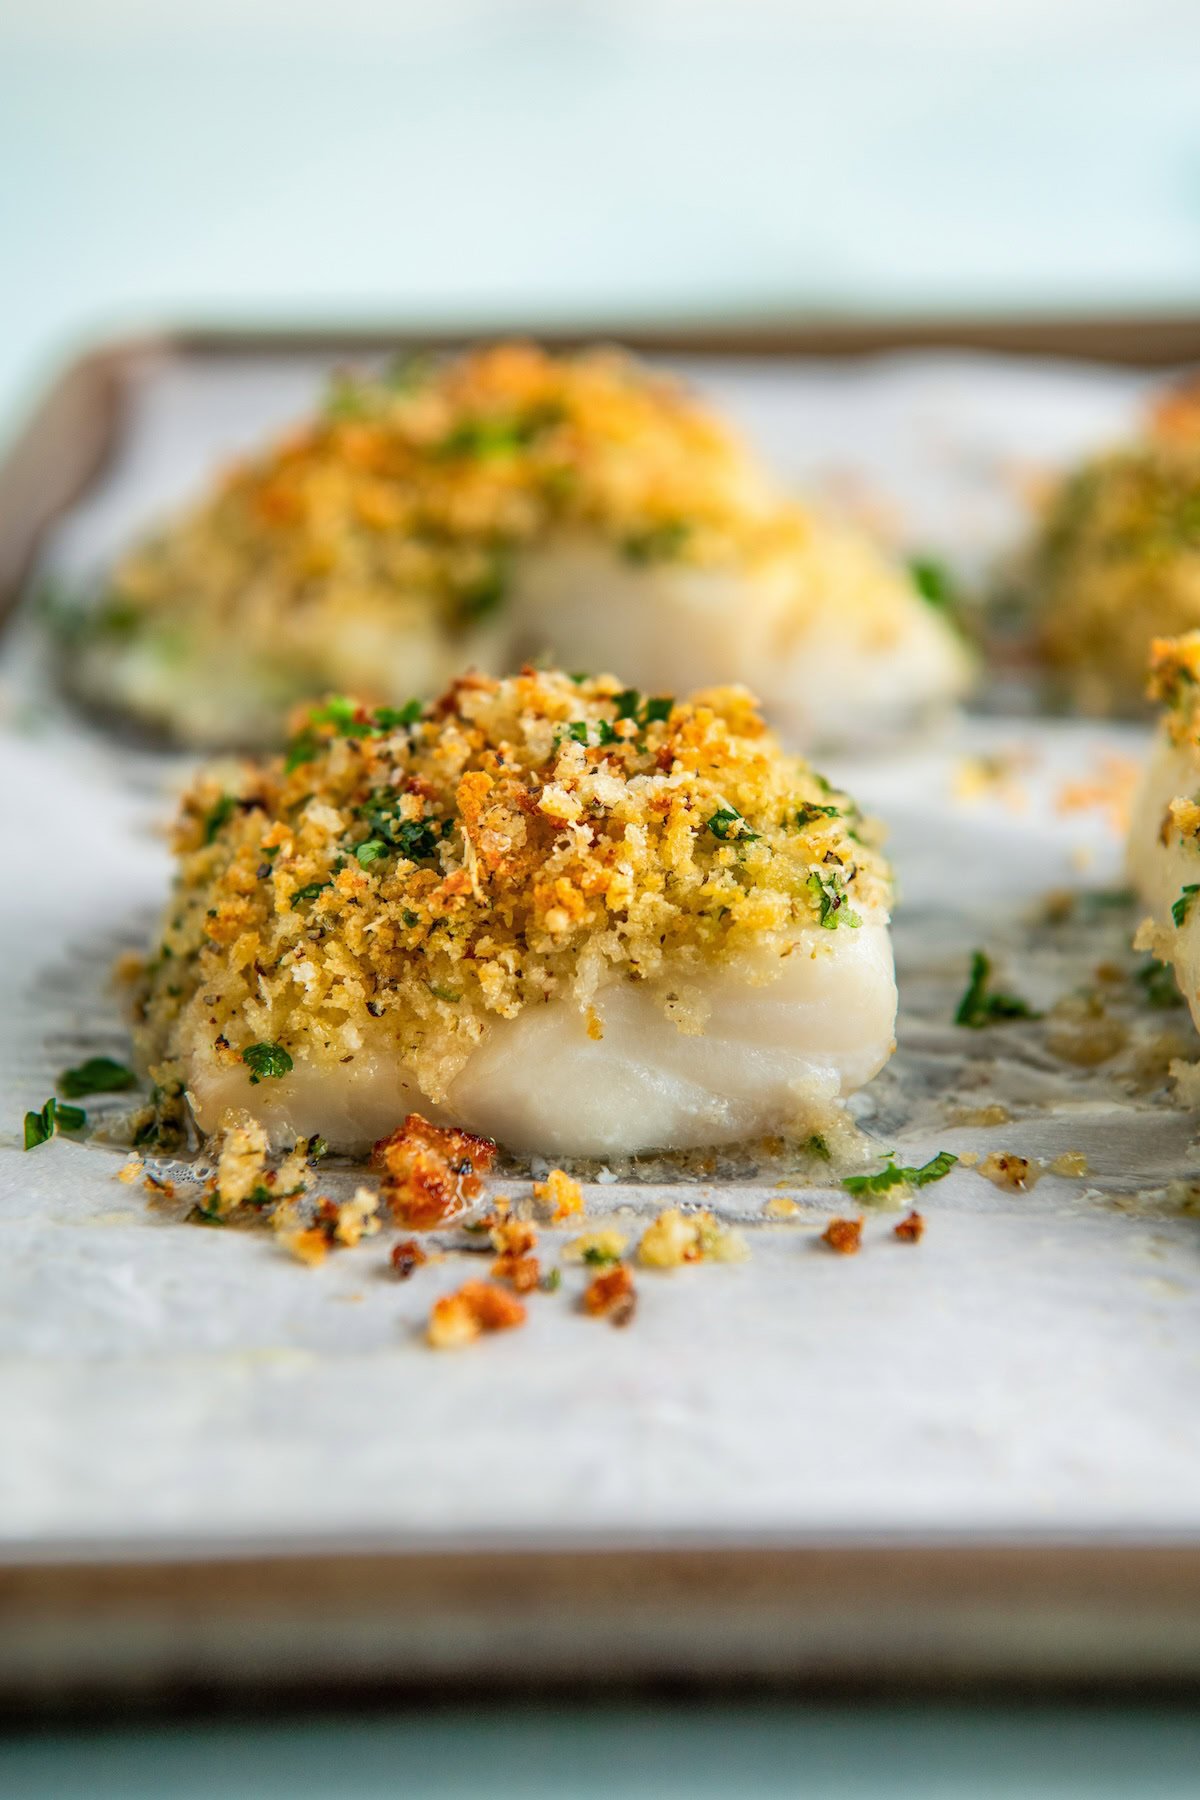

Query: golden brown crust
(133, 668), (890, 1130)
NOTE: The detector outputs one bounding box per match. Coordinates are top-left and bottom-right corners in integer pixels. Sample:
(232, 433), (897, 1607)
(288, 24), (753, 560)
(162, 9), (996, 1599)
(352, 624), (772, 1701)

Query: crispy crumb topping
(1033, 419), (1200, 711)
(821, 1215), (863, 1254)
(582, 1265), (637, 1325)
(133, 668), (890, 1123)
(104, 342), (782, 649)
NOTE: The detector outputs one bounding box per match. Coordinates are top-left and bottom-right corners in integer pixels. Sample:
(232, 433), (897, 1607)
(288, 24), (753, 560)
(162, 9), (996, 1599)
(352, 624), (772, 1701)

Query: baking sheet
(2, 349), (1199, 1568)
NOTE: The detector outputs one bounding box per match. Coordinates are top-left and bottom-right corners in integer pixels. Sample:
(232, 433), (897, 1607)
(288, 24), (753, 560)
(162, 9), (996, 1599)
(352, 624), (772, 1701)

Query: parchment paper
(2, 351), (1198, 1555)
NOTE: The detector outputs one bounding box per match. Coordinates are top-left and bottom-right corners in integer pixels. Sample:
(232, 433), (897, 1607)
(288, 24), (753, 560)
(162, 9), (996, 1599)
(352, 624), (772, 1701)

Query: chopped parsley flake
(581, 1244), (623, 1267)
(202, 794), (235, 843)
(843, 1149), (957, 1198)
(241, 1042), (293, 1084)
(285, 697), (423, 769)
(1173, 884), (1200, 928)
(805, 1133), (832, 1161)
(621, 519), (691, 563)
(796, 803), (840, 826)
(59, 1057), (136, 1099)
(355, 804), (446, 864)
(909, 556), (962, 619)
(23, 1096), (87, 1150)
(458, 558), (508, 622)
(1135, 959), (1182, 1009)
(567, 718), (617, 748)
(438, 409), (559, 460)
(291, 880), (332, 907)
(954, 950), (1040, 1027)
(708, 807), (760, 843)
(807, 870), (861, 929)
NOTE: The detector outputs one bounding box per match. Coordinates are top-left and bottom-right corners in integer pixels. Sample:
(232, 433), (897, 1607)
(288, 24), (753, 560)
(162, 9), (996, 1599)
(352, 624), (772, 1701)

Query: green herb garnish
(23, 1097), (87, 1149)
(621, 520), (691, 564)
(1135, 959), (1183, 1009)
(202, 794), (236, 844)
(807, 870), (861, 929)
(909, 556), (962, 618)
(241, 1042), (293, 1085)
(581, 1245), (623, 1268)
(796, 803), (840, 827)
(458, 559), (508, 623)
(566, 719), (617, 748)
(291, 880), (332, 908)
(708, 807), (761, 843)
(59, 1057), (136, 1099)
(437, 408), (559, 460)
(1173, 884), (1200, 928)
(954, 950), (1040, 1027)
(843, 1149), (958, 1199)
(355, 804), (445, 865)
(805, 1133), (831, 1161)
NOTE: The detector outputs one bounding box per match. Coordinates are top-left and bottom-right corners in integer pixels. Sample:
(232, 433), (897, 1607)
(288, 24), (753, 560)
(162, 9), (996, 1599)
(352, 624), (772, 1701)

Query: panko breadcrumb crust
(131, 667), (890, 1142)
(83, 342), (806, 745)
(1032, 386), (1200, 712)
(112, 342), (778, 628)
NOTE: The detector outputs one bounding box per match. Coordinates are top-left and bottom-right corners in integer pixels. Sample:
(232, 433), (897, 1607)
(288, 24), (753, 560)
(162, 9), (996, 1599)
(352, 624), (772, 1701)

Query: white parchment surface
(1, 351), (1198, 1555)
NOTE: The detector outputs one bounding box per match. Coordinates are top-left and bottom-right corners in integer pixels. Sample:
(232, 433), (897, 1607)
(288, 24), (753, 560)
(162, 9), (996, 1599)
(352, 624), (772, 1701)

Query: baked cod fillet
(132, 669), (897, 1158)
(1128, 631), (1200, 1024)
(73, 342), (969, 749)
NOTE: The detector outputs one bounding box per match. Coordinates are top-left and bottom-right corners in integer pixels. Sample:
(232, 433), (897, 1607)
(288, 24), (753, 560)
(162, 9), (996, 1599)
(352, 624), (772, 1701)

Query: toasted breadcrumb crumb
(489, 1217), (538, 1257)
(763, 1195), (802, 1219)
(978, 1152), (1040, 1192)
(821, 1216), (863, 1255)
(534, 1168), (584, 1222)
(583, 1265), (637, 1325)
(1049, 1151), (1089, 1178)
(637, 1207), (748, 1268)
(391, 1238), (428, 1279)
(213, 1111), (272, 1213)
(427, 1278), (526, 1348)
(492, 1252), (542, 1293)
(117, 1156), (144, 1184)
(893, 1210), (925, 1243)
(372, 1113), (497, 1228)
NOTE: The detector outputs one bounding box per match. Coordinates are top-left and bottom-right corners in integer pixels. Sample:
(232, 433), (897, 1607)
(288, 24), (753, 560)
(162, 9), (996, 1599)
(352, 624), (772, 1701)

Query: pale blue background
(4, 0), (1200, 1785)
(3, 0), (1200, 434)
